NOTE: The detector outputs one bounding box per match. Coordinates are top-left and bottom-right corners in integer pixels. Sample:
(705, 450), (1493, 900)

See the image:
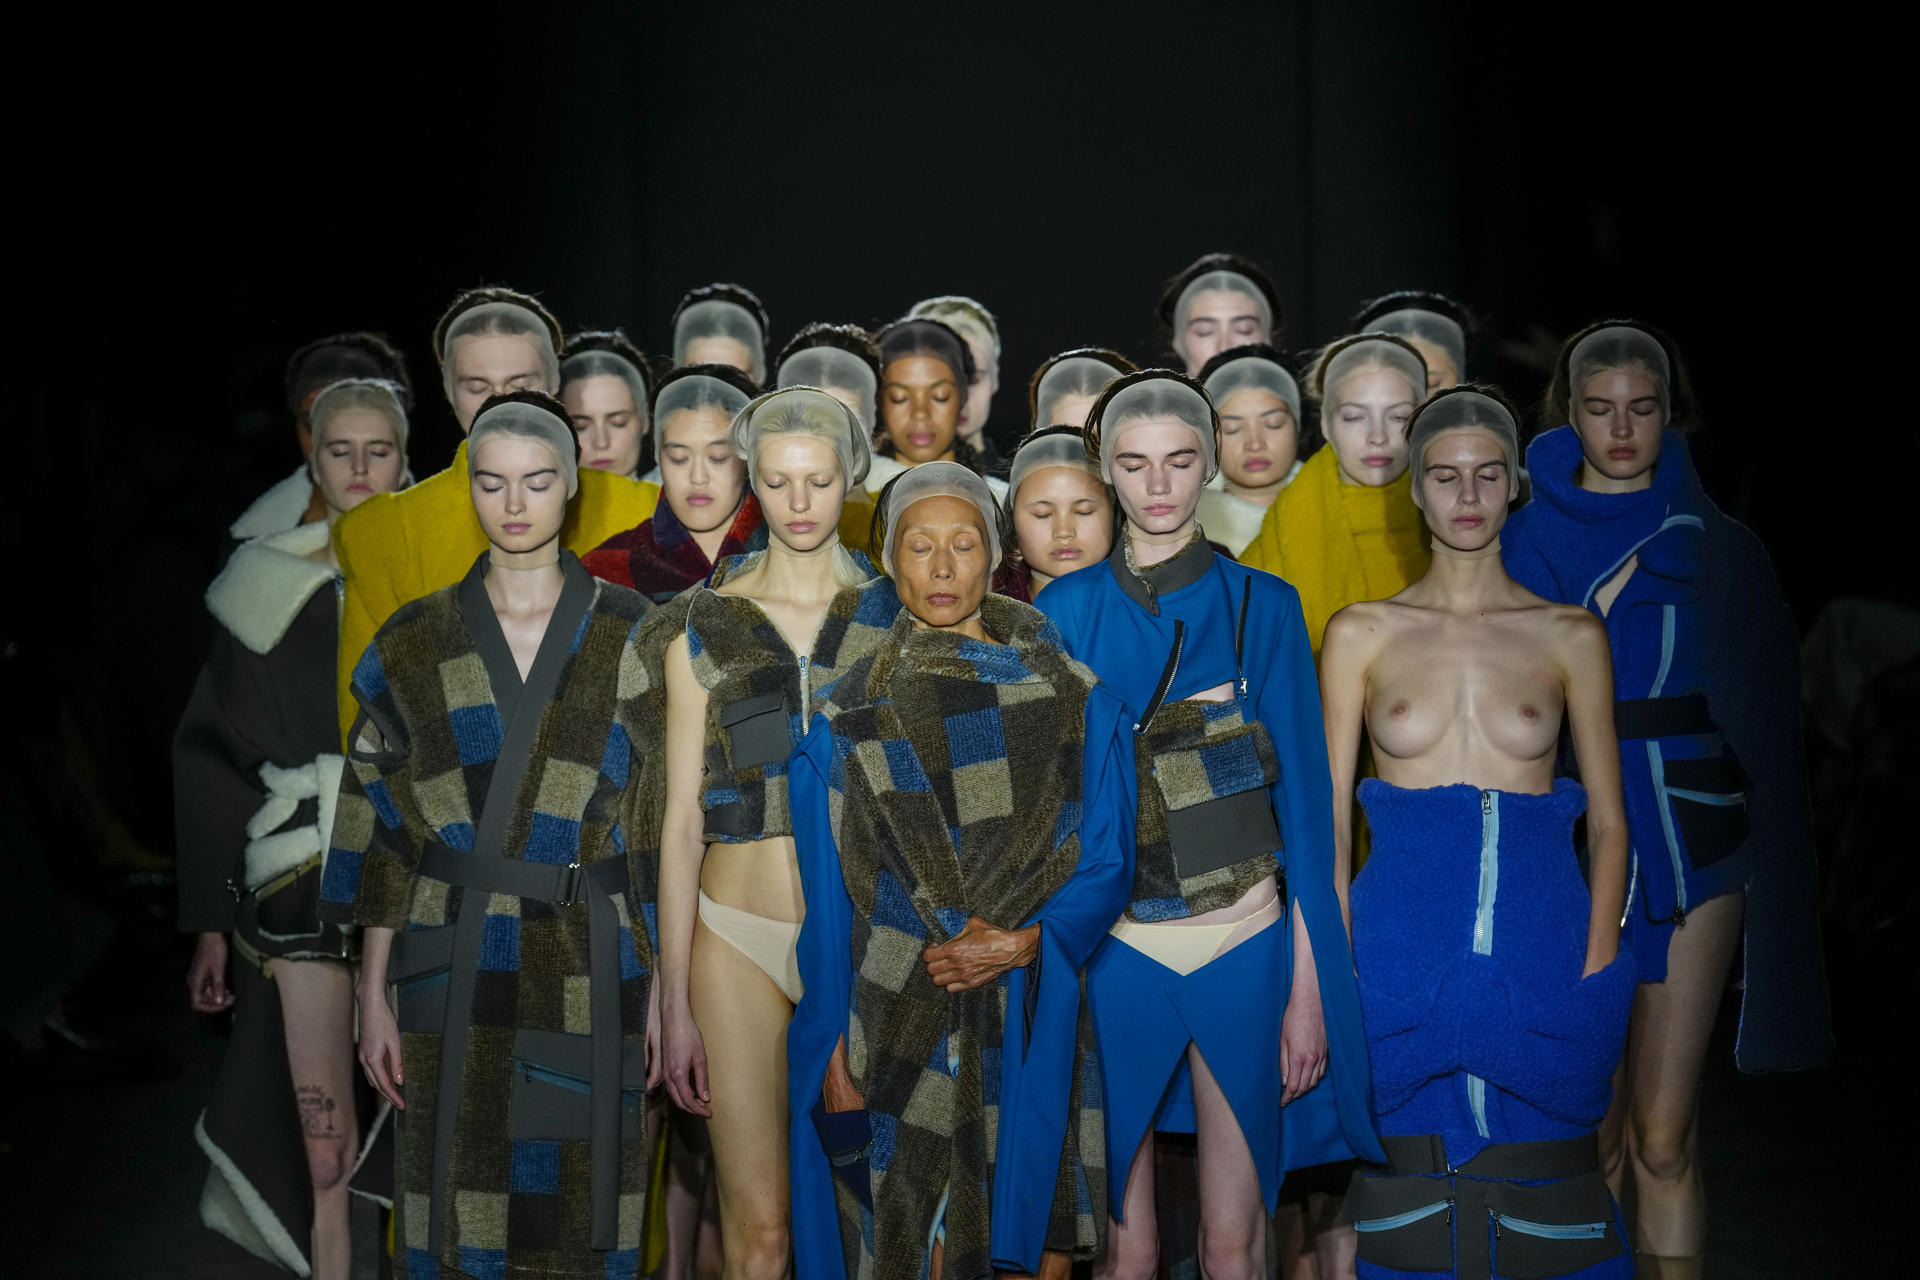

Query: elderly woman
(788, 461), (1135, 1280)
(319, 391), (658, 1278)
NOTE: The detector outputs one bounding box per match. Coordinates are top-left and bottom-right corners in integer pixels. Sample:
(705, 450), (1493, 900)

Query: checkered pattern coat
(318, 554), (656, 1279)
(788, 595), (1137, 1280)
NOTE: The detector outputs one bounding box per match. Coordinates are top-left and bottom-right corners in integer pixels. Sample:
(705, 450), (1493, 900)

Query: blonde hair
(907, 295), (1001, 368)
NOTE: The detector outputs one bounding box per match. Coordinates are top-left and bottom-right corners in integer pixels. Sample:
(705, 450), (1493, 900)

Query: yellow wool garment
(1238, 447), (1430, 655)
(330, 439), (660, 743)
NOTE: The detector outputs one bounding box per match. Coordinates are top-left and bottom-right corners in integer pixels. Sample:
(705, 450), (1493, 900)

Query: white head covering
(1006, 430), (1101, 503)
(309, 378), (409, 452)
(1322, 336), (1427, 411)
(907, 295), (1001, 367)
(1034, 355), (1129, 430)
(1368, 308), (1466, 380)
(559, 347), (650, 436)
(776, 346), (878, 431)
(467, 398), (579, 497)
(439, 302), (561, 400)
(673, 299), (766, 381)
(1173, 271), (1273, 348)
(653, 372), (753, 459)
(729, 386), (871, 487)
(1406, 389), (1520, 506)
(879, 460), (1001, 576)
(1567, 324), (1672, 416)
(1202, 351), (1301, 423)
(1092, 374), (1219, 484)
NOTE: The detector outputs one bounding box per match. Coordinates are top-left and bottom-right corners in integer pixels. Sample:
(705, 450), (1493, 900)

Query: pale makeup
(1013, 465), (1113, 592)
(449, 332), (551, 432)
(753, 434), (847, 554)
(310, 408), (405, 516)
(1216, 386), (1298, 501)
(1176, 287), (1267, 376)
(659, 406), (745, 534)
(1110, 418), (1207, 537)
(562, 374), (643, 477)
(1572, 365), (1665, 494)
(470, 434), (568, 555)
(1326, 366), (1418, 486)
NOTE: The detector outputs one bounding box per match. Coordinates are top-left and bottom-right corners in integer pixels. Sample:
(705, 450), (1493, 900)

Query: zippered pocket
(386, 924), (455, 1033)
(507, 1028), (646, 1143)
(1343, 1175), (1454, 1272)
(1486, 1206), (1621, 1278)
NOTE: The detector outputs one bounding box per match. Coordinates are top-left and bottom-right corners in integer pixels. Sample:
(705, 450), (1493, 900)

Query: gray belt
(416, 846), (630, 1253)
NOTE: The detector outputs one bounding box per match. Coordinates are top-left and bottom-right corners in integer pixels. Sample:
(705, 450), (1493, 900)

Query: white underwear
(698, 890), (804, 1004)
(1109, 892), (1282, 977)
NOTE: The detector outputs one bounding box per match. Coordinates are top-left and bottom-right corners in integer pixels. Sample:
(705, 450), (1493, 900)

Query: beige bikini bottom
(1109, 893), (1283, 977)
(698, 890), (804, 1004)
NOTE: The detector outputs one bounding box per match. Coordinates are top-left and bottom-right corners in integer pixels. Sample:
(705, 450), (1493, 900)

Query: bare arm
(1318, 605), (1380, 933)
(1559, 611), (1627, 977)
(658, 631), (714, 1115)
(356, 926), (404, 1109)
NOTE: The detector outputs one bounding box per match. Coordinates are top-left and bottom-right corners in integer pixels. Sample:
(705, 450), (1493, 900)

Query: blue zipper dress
(1035, 538), (1380, 1217)
(1345, 779), (1636, 1278)
(1502, 427), (1831, 1072)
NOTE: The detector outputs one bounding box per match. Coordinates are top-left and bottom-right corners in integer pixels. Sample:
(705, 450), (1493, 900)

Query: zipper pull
(1480, 791), (1492, 814)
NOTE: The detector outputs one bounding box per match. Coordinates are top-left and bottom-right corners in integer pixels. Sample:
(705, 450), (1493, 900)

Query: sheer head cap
(1029, 347), (1137, 431)
(434, 291), (564, 400)
(776, 339), (880, 430)
(308, 378), (410, 453)
(1159, 253), (1283, 347)
(671, 283), (770, 381)
(1199, 345), (1301, 423)
(1353, 290), (1472, 380)
(876, 316), (976, 387)
(878, 460), (1001, 577)
(560, 329), (653, 430)
(1405, 385), (1522, 507)
(466, 391), (579, 497)
(285, 332), (411, 418)
(1006, 426), (1102, 505)
(1566, 322), (1673, 416)
(1085, 369), (1220, 484)
(729, 385), (871, 488)
(650, 364), (757, 458)
(1315, 333), (1428, 411)
(906, 295), (1001, 366)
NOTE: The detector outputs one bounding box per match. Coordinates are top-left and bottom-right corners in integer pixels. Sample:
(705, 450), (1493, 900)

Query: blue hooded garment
(1502, 426), (1830, 1072)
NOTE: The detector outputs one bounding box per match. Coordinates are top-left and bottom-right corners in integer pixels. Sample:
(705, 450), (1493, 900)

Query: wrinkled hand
(662, 1003), (711, 1117)
(186, 932), (233, 1014)
(357, 981), (406, 1110)
(645, 978), (664, 1091)
(1278, 975), (1327, 1107)
(922, 917), (1038, 993)
(823, 1036), (865, 1114)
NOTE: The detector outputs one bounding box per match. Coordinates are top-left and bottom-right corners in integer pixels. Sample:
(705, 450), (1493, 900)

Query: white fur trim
(194, 1110), (313, 1276)
(242, 753), (344, 888)
(207, 521), (337, 655)
(229, 467), (318, 542)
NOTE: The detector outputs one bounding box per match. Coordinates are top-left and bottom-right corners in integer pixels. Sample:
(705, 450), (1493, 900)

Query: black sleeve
(171, 631), (276, 933)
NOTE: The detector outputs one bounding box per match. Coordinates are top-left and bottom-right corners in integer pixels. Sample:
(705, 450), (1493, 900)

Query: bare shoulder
(1543, 601), (1610, 667)
(1323, 599), (1399, 661)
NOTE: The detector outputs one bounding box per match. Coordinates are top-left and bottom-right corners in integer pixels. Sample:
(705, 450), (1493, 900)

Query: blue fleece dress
(1348, 779), (1636, 1278)
(1035, 540), (1381, 1217)
(1502, 427), (1830, 1072)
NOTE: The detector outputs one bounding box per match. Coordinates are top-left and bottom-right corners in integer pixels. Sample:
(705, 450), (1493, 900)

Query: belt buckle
(557, 861), (584, 907)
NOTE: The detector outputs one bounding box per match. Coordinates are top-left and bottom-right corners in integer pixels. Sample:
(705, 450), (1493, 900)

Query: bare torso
(1343, 578), (1589, 795)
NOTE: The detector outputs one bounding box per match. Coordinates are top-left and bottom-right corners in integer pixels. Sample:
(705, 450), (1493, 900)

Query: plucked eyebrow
(473, 467), (558, 480)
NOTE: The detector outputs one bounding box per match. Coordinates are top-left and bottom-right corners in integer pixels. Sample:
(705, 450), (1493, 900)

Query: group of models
(174, 256), (1829, 1280)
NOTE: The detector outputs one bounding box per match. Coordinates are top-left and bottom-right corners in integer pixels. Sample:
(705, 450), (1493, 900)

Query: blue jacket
(1503, 427), (1830, 1071)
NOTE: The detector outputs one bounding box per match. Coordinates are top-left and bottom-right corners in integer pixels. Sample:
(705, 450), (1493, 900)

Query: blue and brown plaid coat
(319, 552), (656, 1280)
(788, 594), (1136, 1280)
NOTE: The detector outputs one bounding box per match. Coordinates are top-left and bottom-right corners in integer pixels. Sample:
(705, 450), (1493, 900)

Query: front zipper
(512, 1058), (644, 1101)
(1352, 1200), (1452, 1233)
(1467, 790), (1500, 1139)
(1492, 1211), (1609, 1241)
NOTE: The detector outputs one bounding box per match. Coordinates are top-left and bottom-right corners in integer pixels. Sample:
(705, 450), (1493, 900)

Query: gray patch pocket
(508, 1028), (646, 1142)
(720, 691), (793, 769)
(1169, 789), (1284, 880)
(386, 924), (456, 1034)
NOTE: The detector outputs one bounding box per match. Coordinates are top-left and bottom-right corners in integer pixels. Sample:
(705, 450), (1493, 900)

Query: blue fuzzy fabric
(1352, 779), (1634, 1165)
(1502, 426), (1831, 1072)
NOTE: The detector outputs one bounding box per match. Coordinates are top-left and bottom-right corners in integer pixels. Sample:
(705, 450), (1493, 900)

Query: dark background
(8, 0), (1878, 913)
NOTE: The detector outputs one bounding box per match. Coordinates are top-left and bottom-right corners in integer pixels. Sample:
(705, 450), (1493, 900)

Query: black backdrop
(12, 2), (1877, 853)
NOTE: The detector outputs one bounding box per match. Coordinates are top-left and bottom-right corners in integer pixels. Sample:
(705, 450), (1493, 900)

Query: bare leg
(1308, 1194), (1354, 1279)
(1096, 1130), (1158, 1280)
(272, 958), (358, 1280)
(661, 1111), (716, 1280)
(1596, 1053), (1631, 1204)
(688, 917), (794, 1280)
(1272, 1198), (1317, 1280)
(1623, 892), (1743, 1262)
(1190, 1045), (1267, 1280)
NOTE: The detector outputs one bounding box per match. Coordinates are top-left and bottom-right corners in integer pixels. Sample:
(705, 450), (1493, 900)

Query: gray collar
(1107, 528), (1213, 616)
